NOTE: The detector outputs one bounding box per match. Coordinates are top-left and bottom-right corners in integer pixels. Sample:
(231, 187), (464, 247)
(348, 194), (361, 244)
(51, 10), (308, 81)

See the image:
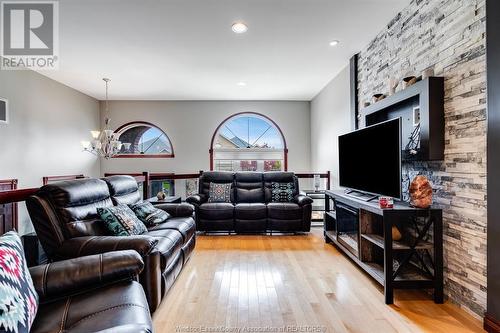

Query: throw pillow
(208, 182), (232, 203)
(97, 204), (148, 236)
(0, 231), (38, 333)
(130, 201), (170, 226)
(271, 182), (295, 202)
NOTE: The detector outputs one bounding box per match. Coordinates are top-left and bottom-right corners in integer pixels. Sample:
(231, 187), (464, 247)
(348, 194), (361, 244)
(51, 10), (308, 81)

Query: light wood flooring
(153, 228), (484, 333)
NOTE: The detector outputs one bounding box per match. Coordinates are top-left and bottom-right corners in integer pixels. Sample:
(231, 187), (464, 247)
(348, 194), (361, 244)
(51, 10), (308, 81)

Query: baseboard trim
(485, 313), (500, 333)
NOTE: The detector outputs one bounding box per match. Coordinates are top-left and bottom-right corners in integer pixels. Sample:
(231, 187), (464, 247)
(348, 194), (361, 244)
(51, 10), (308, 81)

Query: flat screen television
(338, 118), (402, 199)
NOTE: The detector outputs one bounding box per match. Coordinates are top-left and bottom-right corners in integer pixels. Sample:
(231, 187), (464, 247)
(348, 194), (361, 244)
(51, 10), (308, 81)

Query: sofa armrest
(54, 235), (158, 259)
(294, 194), (313, 207)
(186, 194), (207, 206)
(29, 250), (143, 302)
(154, 203), (194, 217)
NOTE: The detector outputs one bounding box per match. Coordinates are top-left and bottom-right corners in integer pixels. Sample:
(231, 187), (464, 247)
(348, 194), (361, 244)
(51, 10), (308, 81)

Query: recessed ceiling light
(237, 81), (247, 86)
(329, 40), (340, 46)
(232, 22), (248, 34)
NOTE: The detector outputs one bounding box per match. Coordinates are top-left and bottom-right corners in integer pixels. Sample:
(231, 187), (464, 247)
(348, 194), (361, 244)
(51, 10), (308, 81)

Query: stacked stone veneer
(357, 0), (487, 316)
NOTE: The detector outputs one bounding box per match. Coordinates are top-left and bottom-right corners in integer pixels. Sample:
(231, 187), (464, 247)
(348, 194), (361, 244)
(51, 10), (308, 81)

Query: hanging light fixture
(81, 78), (131, 159)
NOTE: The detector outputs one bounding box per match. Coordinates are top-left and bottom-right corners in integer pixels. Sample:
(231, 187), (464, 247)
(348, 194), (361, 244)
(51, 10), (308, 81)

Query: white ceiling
(41, 0), (409, 101)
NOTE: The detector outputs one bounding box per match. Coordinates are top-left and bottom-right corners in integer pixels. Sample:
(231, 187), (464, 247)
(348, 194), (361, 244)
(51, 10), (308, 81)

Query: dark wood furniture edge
(485, 313), (500, 333)
(43, 174), (85, 185)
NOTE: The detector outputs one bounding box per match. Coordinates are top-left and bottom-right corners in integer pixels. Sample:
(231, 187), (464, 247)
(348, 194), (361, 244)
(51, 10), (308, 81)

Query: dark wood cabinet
(0, 179), (18, 234)
(324, 190), (443, 304)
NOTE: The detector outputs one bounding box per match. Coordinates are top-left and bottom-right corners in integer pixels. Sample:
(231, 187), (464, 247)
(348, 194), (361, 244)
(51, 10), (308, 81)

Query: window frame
(113, 121), (175, 159)
(209, 112), (288, 171)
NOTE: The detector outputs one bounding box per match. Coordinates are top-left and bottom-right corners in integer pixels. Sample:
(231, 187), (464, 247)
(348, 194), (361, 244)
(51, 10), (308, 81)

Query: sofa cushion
(0, 232), (38, 333)
(144, 230), (183, 270)
(147, 217), (195, 243)
(103, 175), (142, 206)
(130, 201), (170, 226)
(199, 172), (235, 201)
(36, 178), (114, 237)
(267, 202), (302, 220)
(235, 172), (264, 203)
(208, 183), (232, 203)
(199, 203), (235, 220)
(235, 203), (267, 220)
(31, 281), (151, 333)
(98, 205), (148, 236)
(264, 172), (299, 202)
(271, 182), (295, 202)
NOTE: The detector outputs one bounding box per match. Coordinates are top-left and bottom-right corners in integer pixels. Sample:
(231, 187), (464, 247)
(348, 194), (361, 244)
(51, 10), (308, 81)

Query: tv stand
(324, 190), (443, 304)
(345, 189), (378, 202)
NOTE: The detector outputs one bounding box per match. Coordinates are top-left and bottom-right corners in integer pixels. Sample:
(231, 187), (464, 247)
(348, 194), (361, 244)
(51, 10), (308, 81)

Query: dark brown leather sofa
(186, 171), (313, 233)
(26, 175), (196, 313)
(30, 250), (153, 333)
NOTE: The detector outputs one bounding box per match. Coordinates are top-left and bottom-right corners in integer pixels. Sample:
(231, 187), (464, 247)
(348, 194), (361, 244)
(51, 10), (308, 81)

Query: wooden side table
(147, 196), (182, 204)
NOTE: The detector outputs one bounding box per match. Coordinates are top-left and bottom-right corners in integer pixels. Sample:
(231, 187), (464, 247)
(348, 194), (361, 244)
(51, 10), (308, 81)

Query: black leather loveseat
(186, 171), (313, 233)
(26, 175), (196, 313)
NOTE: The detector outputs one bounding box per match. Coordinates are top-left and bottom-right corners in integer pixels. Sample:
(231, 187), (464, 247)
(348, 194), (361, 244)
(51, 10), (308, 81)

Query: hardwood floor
(153, 228), (484, 333)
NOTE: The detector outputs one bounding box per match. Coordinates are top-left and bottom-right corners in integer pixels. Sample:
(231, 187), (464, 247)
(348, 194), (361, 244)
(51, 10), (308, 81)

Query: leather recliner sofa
(186, 171), (313, 233)
(26, 175), (196, 313)
(30, 250), (153, 333)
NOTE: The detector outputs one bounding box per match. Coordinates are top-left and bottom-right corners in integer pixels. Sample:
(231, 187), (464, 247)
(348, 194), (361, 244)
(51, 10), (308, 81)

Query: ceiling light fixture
(81, 78), (131, 159)
(232, 22), (248, 34)
(237, 82), (247, 86)
(329, 40), (340, 46)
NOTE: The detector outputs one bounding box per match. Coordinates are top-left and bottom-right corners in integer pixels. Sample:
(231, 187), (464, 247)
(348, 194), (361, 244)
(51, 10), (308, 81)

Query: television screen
(338, 118), (402, 199)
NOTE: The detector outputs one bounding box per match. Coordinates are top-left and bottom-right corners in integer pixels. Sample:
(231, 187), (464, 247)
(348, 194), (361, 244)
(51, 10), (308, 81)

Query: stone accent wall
(357, 0), (487, 316)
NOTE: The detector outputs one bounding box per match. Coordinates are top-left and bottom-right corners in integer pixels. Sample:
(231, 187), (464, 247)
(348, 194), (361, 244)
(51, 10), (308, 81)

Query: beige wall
(310, 66), (351, 188)
(0, 70), (100, 234)
(100, 100), (311, 175)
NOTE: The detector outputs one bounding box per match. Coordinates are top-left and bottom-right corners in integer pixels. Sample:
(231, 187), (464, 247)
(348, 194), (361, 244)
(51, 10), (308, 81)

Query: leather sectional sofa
(186, 171), (313, 233)
(26, 175), (196, 313)
(30, 250), (153, 333)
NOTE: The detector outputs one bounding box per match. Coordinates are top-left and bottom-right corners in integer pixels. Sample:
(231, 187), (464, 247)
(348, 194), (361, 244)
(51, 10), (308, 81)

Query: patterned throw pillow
(0, 231), (38, 333)
(271, 182), (295, 202)
(208, 182), (232, 203)
(98, 204), (148, 236)
(130, 201), (170, 226)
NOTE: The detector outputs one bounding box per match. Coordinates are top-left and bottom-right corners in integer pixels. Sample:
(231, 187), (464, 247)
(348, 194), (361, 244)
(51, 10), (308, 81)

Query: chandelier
(81, 78), (131, 159)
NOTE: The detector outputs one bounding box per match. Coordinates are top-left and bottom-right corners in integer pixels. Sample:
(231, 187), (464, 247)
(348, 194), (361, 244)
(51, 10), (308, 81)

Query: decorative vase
(422, 68), (434, 79)
(372, 93), (386, 104)
(392, 226), (402, 241)
(388, 77), (399, 95)
(402, 76), (417, 89)
(409, 175), (433, 208)
(157, 191), (166, 200)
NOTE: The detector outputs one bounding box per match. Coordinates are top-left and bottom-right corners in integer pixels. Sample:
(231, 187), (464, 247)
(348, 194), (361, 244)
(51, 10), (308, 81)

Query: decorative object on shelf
(314, 174), (321, 191)
(81, 79), (131, 159)
(392, 226), (402, 241)
(372, 93), (386, 104)
(402, 76), (417, 89)
(378, 196), (394, 209)
(156, 191), (166, 200)
(404, 123), (421, 159)
(409, 175), (433, 208)
(363, 101), (371, 108)
(388, 77), (399, 95)
(422, 67), (435, 79)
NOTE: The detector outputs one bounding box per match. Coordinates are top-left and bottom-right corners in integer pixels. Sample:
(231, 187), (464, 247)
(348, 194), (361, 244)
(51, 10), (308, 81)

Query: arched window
(114, 121), (174, 158)
(210, 112), (288, 171)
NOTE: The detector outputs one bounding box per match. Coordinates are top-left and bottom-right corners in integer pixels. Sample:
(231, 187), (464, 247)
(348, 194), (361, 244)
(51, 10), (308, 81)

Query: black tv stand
(324, 190), (443, 305)
(345, 189), (378, 202)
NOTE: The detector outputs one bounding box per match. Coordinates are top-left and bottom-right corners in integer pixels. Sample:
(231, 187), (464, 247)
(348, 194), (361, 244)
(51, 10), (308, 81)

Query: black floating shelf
(362, 77), (444, 161)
